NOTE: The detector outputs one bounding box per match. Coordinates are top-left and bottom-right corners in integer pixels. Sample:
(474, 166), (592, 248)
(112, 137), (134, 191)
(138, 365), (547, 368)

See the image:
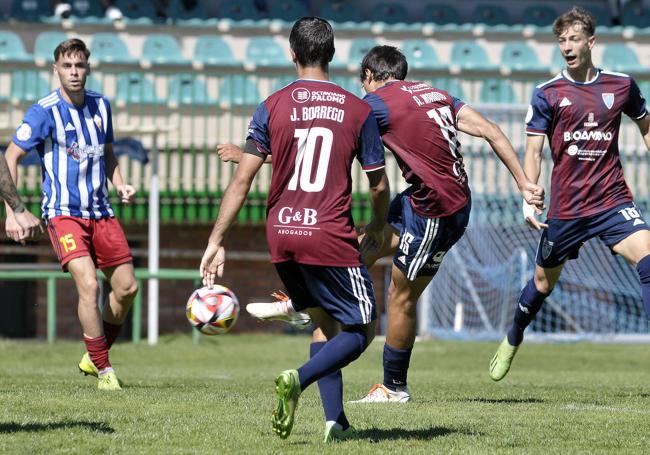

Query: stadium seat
(601, 44), (645, 74)
(500, 42), (546, 74)
(588, 5), (612, 28)
(449, 41), (496, 72)
(166, 0), (206, 21)
(320, 1), (362, 23)
(141, 34), (189, 67)
(621, 1), (648, 28)
(245, 37), (291, 70)
(268, 0), (308, 22)
(115, 72), (160, 106)
(422, 4), (460, 24)
(430, 77), (465, 99)
(348, 38), (378, 66)
(90, 33), (136, 65)
(218, 0), (261, 21)
(550, 46), (565, 73)
(11, 71), (51, 103)
(0, 31), (32, 62)
(10, 0), (49, 22)
(401, 39), (444, 70)
(34, 31), (68, 66)
(115, 0), (158, 24)
(218, 75), (260, 108)
(331, 76), (363, 97)
(168, 73), (212, 107)
(480, 78), (517, 104)
(193, 36), (240, 69)
(471, 4), (511, 26)
(70, 0), (107, 23)
(369, 3), (409, 24)
(85, 75), (103, 93)
(521, 4), (557, 27)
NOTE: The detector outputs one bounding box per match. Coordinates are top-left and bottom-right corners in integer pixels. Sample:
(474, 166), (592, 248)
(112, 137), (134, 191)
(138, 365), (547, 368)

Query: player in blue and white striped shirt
(3, 38), (137, 390)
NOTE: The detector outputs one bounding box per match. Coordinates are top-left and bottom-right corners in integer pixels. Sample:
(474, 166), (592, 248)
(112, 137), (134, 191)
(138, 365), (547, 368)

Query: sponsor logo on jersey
(563, 130), (613, 142)
(291, 88), (310, 104)
(64, 122), (76, 131)
(277, 206), (318, 226)
(310, 91), (346, 104)
(602, 93), (614, 109)
(584, 112), (598, 127)
(66, 142), (104, 161)
(559, 97), (572, 107)
(565, 144), (606, 161)
(400, 82), (432, 94)
(542, 239), (554, 260)
(16, 123), (31, 141)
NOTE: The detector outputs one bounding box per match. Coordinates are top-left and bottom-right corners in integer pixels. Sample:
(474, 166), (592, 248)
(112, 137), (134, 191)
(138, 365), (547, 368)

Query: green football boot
(324, 422), (357, 443)
(97, 370), (123, 391)
(489, 336), (520, 381)
(78, 352), (99, 378)
(272, 369), (301, 439)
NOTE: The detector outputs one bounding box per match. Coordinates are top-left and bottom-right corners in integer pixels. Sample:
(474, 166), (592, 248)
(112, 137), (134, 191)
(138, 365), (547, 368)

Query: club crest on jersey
(602, 93), (614, 109)
(16, 123), (31, 141)
(542, 239), (554, 260)
(93, 114), (103, 131)
(291, 88), (310, 104)
(67, 142), (81, 161)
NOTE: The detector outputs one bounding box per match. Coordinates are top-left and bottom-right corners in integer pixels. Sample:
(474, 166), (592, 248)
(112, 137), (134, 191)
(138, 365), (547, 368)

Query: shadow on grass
(0, 421), (114, 434)
(463, 397), (544, 404)
(355, 426), (469, 442)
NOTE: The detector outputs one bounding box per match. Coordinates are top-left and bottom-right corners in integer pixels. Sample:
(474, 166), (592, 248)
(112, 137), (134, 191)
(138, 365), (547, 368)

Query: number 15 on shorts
(59, 233), (77, 253)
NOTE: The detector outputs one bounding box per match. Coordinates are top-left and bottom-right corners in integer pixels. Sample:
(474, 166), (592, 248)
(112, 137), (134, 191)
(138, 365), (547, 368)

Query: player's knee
(533, 272), (555, 294)
(76, 278), (99, 302)
(115, 279), (138, 302)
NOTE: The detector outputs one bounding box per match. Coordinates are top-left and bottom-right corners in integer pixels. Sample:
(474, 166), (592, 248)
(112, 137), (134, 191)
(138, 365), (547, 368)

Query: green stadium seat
(348, 38), (378, 66)
(34, 31), (68, 66)
(218, 75), (260, 108)
(193, 36), (241, 69)
(369, 3), (409, 24)
(70, 0), (107, 24)
(91, 33), (136, 64)
(320, 1), (362, 23)
(500, 42), (545, 74)
(431, 77), (465, 100)
(601, 44), (646, 74)
(268, 0), (308, 22)
(115, 73), (161, 106)
(480, 78), (517, 104)
(0, 31), (32, 62)
(449, 41), (497, 72)
(10, 0), (49, 22)
(402, 39), (444, 70)
(141, 34), (189, 67)
(245, 37), (291, 69)
(471, 4), (511, 26)
(422, 4), (460, 24)
(521, 4), (557, 27)
(168, 73), (213, 107)
(11, 71), (51, 103)
(219, 0), (261, 21)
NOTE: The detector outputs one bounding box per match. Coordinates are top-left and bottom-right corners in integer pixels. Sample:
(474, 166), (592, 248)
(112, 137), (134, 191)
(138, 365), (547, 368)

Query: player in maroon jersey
(490, 6), (650, 381)
(199, 17), (390, 442)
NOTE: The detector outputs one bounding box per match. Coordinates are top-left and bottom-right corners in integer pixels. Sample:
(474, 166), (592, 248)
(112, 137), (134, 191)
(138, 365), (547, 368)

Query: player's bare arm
(359, 169), (390, 257)
(201, 152), (265, 286)
(217, 143), (272, 164)
(521, 134), (549, 230)
(456, 105), (545, 211)
(104, 142), (135, 204)
(634, 112), (650, 150)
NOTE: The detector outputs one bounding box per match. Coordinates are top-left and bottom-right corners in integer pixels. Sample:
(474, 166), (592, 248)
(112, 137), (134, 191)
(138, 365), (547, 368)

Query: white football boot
(246, 291), (311, 328)
(349, 383), (412, 403)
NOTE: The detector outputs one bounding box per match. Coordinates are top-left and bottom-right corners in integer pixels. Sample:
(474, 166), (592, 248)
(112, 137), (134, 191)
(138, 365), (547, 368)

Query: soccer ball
(186, 285), (240, 335)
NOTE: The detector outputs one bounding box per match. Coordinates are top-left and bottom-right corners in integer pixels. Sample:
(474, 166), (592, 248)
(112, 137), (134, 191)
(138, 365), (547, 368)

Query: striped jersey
(12, 89), (115, 220)
(526, 70), (647, 219)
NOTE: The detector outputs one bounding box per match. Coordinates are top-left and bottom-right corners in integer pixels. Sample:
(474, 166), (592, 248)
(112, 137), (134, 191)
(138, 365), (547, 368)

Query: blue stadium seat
(449, 41), (496, 72)
(219, 0), (261, 21)
(521, 4), (557, 27)
(471, 4), (511, 26)
(193, 36), (240, 68)
(11, 71), (51, 103)
(588, 5), (612, 28)
(70, 0), (107, 23)
(10, 0), (49, 22)
(500, 42), (545, 74)
(115, 73), (161, 106)
(401, 39), (443, 70)
(168, 73), (212, 107)
(90, 33), (136, 65)
(166, 0), (206, 21)
(422, 4), (460, 24)
(0, 31), (32, 62)
(34, 31), (68, 66)
(272, 75), (296, 91)
(621, 2), (648, 28)
(331, 76), (363, 97)
(430, 77), (465, 100)
(551, 46), (565, 72)
(601, 44), (645, 73)
(245, 37), (291, 69)
(480, 78), (517, 104)
(348, 38), (378, 66)
(218, 75), (260, 108)
(85, 75), (103, 93)
(268, 0), (308, 22)
(141, 34), (189, 67)
(115, 0), (158, 24)
(320, 1), (362, 23)
(369, 3), (409, 24)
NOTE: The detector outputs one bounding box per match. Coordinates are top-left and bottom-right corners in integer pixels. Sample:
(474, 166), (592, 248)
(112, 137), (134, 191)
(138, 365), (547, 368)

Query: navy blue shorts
(536, 202), (650, 268)
(388, 189), (471, 281)
(274, 261), (376, 326)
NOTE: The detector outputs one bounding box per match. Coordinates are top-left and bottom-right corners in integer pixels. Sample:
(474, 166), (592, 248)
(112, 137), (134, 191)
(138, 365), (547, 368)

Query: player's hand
(116, 184), (136, 204)
(13, 210), (44, 243)
(523, 199), (549, 230)
(5, 213), (24, 244)
(520, 181), (545, 212)
(216, 143), (244, 163)
(200, 243), (225, 287)
(359, 220), (384, 258)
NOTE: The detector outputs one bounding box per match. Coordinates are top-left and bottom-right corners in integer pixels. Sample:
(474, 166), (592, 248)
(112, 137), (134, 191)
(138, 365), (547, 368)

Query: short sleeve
(245, 102), (271, 156)
(624, 78), (647, 120)
(525, 87), (552, 135)
(363, 93), (389, 133)
(12, 104), (50, 151)
(357, 110), (385, 172)
(451, 96), (466, 117)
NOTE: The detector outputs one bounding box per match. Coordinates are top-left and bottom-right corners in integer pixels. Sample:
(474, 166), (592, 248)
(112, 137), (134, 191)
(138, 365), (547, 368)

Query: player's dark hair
(53, 38), (90, 62)
(552, 6), (596, 37)
(359, 45), (408, 83)
(289, 17), (334, 68)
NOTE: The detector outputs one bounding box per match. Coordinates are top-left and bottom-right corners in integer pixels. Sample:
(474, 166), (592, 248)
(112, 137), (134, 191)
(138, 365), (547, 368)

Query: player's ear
(587, 35), (595, 50)
(290, 48), (297, 64)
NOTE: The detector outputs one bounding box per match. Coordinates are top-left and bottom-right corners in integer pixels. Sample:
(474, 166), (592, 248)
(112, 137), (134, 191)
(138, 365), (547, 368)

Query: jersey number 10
(288, 127), (333, 193)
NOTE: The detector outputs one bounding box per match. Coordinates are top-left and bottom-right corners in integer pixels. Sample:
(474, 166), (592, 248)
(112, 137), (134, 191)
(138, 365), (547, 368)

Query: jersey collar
(561, 68), (601, 85)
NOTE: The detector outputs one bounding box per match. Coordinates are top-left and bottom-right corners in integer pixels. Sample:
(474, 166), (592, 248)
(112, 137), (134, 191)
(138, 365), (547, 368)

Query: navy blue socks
(637, 255), (650, 319)
(507, 278), (548, 346)
(309, 341), (349, 430)
(383, 343), (412, 391)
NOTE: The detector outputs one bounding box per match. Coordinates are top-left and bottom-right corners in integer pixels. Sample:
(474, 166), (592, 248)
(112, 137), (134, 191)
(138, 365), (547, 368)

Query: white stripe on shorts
(347, 266), (371, 324)
(407, 218), (439, 280)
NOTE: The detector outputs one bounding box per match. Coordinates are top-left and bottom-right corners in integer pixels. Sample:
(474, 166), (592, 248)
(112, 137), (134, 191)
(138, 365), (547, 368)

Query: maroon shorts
(47, 216), (133, 271)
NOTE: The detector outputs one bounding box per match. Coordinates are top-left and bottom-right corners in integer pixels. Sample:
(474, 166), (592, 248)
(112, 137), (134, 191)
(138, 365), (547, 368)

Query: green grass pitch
(1, 334), (649, 453)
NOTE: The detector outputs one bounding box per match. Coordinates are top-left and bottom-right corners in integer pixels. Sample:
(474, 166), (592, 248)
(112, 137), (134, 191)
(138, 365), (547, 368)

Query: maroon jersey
(526, 70), (647, 219)
(364, 80), (470, 218)
(247, 79), (385, 266)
